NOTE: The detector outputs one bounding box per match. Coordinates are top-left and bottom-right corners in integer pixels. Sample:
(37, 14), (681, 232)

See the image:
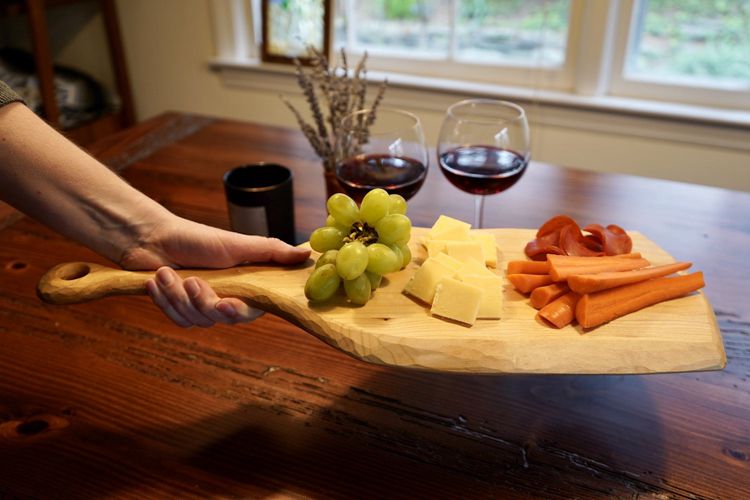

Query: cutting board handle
(37, 262), (158, 304)
(37, 261), (302, 315)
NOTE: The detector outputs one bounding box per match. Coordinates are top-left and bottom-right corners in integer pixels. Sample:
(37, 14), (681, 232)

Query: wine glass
(437, 99), (530, 228)
(336, 108), (429, 203)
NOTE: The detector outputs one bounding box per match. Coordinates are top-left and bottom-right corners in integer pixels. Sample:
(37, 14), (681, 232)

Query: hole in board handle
(58, 263), (91, 281)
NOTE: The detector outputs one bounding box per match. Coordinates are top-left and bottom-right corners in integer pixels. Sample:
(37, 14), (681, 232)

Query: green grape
(325, 214), (350, 232)
(359, 188), (390, 226)
(304, 264), (341, 301)
(388, 194), (407, 215)
(343, 274), (372, 305)
(327, 193), (359, 227)
(309, 227), (344, 253)
(365, 243), (399, 275)
(388, 244), (403, 273)
(315, 249), (339, 268)
(365, 271), (382, 290)
(375, 213), (411, 246)
(336, 241), (368, 280)
(398, 244), (412, 269)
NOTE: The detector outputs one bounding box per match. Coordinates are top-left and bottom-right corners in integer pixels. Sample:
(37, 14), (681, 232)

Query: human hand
(120, 216), (310, 327)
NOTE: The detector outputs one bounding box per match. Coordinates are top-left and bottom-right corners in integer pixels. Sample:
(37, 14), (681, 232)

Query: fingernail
(217, 302), (237, 318)
(157, 268), (173, 286)
(184, 279), (200, 298)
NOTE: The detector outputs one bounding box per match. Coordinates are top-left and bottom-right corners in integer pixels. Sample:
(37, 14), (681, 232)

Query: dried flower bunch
(281, 47), (387, 174)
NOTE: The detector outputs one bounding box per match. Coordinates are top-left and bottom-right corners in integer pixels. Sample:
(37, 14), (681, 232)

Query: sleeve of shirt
(0, 80), (25, 108)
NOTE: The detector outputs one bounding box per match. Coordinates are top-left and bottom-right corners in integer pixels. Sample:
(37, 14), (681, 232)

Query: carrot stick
(575, 272), (705, 329)
(547, 253), (642, 265)
(548, 256), (650, 281)
(537, 292), (580, 328)
(530, 282), (570, 309)
(507, 260), (550, 275)
(508, 273), (554, 294)
(567, 261), (692, 294)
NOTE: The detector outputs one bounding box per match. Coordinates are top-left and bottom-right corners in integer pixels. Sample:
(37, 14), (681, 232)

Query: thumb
(223, 233), (310, 265)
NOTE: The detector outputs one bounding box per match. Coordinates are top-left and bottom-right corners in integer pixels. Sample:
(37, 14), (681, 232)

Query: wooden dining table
(1, 112), (749, 498)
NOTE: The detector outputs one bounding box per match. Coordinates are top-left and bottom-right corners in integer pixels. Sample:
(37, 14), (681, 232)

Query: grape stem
(343, 221), (379, 245)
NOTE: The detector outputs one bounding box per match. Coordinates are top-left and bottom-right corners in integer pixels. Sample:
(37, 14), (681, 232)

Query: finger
(183, 277), (233, 324)
(155, 267), (215, 327)
(223, 234), (311, 265)
(145, 278), (192, 328)
(216, 297), (265, 323)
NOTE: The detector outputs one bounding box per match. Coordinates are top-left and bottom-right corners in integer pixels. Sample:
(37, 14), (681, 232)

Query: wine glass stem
(474, 195), (485, 229)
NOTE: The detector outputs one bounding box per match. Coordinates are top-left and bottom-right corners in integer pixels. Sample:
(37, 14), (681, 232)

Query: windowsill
(210, 57), (750, 131)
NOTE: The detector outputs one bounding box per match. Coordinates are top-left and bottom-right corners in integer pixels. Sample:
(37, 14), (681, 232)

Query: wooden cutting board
(37, 228), (725, 375)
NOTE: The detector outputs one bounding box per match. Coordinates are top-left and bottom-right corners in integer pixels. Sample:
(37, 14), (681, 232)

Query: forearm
(0, 102), (172, 262)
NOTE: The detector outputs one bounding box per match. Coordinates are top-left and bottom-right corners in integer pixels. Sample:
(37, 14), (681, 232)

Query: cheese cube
(403, 257), (459, 304)
(445, 241), (485, 264)
(470, 232), (499, 268)
(467, 275), (504, 319)
(453, 259), (496, 279)
(430, 278), (483, 326)
(432, 252), (463, 272)
(429, 215), (471, 241)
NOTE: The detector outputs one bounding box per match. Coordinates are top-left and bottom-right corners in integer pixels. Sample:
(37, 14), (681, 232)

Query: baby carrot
(506, 260), (550, 275)
(507, 273), (554, 294)
(530, 282), (570, 309)
(575, 272), (705, 329)
(537, 292), (580, 328)
(548, 255), (650, 281)
(567, 261), (692, 294)
(547, 253), (642, 266)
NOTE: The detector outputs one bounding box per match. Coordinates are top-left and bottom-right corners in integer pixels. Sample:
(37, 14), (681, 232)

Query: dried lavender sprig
(293, 57), (329, 155)
(281, 46), (388, 173)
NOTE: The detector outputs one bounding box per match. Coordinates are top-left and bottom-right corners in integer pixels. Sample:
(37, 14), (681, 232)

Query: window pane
(456, 0), (570, 66)
(335, 0), (452, 58)
(626, 0), (750, 85)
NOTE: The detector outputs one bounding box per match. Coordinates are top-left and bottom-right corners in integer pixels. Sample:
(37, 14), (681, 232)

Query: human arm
(0, 101), (310, 326)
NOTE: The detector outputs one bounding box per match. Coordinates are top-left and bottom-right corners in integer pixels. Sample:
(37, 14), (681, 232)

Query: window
(626, 0), (749, 87)
(213, 0), (750, 115)
(335, 0), (571, 66)
(610, 0), (750, 109)
(331, 0), (579, 90)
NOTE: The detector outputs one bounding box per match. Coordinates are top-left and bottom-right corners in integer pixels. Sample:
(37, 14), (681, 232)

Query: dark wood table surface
(1, 113), (749, 499)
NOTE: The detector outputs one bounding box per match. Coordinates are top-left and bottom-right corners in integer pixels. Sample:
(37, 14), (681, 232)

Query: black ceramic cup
(223, 163), (295, 244)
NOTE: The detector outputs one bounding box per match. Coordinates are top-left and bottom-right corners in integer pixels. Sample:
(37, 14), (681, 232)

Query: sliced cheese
(453, 259), (496, 279)
(430, 278), (483, 326)
(425, 239), (448, 258)
(432, 252), (463, 272)
(445, 241), (485, 264)
(429, 215), (471, 241)
(403, 257), (459, 304)
(470, 232), (499, 268)
(466, 275), (504, 319)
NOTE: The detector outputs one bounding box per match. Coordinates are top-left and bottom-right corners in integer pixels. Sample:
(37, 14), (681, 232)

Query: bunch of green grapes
(305, 189), (412, 305)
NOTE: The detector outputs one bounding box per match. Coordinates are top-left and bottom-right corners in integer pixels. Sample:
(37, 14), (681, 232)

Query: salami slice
(583, 223), (633, 255)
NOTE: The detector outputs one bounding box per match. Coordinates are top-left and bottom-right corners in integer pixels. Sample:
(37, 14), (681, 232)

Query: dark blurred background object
(0, 0), (134, 146)
(0, 46), (115, 128)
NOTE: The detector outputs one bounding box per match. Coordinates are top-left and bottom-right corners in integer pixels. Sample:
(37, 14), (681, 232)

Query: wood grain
(1, 114), (749, 498)
(37, 229), (725, 375)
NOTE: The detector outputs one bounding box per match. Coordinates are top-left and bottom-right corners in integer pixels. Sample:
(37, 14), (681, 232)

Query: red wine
(439, 145), (527, 195)
(336, 154), (427, 201)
